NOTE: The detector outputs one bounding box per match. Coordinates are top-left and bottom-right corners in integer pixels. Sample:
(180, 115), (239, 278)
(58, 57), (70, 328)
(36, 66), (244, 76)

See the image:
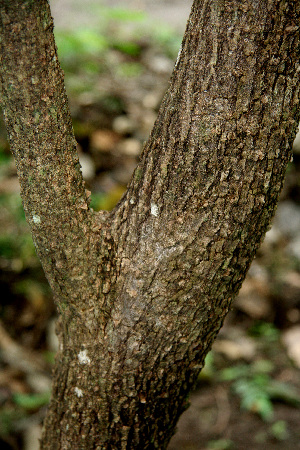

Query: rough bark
(0, 0), (299, 448)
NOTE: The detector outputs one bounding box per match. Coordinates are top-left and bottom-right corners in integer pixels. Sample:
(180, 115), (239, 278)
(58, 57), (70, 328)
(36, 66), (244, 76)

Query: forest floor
(1, 3), (300, 449)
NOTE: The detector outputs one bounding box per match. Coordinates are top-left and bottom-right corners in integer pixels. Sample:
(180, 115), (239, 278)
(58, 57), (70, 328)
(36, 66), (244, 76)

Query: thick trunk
(0, 0), (299, 448)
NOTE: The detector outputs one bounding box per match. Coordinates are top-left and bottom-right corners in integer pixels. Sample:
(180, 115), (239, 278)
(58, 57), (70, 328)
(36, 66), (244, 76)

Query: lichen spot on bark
(32, 214), (41, 224)
(151, 203), (159, 217)
(78, 350), (91, 365)
(74, 387), (84, 398)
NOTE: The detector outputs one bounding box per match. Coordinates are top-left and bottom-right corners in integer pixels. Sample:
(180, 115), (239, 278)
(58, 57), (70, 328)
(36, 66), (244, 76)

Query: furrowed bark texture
(1, 0), (300, 448)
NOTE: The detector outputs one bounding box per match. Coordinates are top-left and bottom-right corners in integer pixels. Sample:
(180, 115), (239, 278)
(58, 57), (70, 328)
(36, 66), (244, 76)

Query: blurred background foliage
(0, 2), (300, 449)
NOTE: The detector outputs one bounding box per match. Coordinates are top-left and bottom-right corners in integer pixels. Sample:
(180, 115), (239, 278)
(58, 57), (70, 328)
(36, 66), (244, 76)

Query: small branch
(0, 1), (97, 309)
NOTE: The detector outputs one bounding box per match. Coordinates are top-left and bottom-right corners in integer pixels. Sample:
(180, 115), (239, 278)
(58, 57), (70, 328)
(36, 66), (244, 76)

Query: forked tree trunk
(1, 0), (300, 448)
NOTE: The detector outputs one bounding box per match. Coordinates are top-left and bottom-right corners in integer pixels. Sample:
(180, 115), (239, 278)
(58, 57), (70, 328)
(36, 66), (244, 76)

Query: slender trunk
(0, 0), (299, 448)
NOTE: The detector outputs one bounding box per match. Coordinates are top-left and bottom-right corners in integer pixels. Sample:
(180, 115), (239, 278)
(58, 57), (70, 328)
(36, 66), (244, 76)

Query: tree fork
(0, 0), (300, 448)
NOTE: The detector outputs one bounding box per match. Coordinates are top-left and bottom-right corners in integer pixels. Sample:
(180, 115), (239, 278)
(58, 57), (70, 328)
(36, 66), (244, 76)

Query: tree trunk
(1, 0), (299, 448)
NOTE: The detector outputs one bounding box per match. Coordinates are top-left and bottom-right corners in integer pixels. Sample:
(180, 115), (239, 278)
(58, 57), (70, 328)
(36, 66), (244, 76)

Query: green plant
(111, 40), (142, 57)
(55, 29), (109, 58)
(90, 186), (126, 212)
(115, 62), (143, 78)
(198, 351), (216, 381)
(0, 407), (25, 436)
(206, 438), (234, 450)
(152, 25), (182, 59)
(102, 7), (146, 23)
(270, 420), (289, 441)
(220, 360), (300, 421)
(0, 147), (11, 167)
(12, 392), (50, 411)
(53, 7), (147, 65)
(248, 321), (280, 343)
(53, 5), (181, 79)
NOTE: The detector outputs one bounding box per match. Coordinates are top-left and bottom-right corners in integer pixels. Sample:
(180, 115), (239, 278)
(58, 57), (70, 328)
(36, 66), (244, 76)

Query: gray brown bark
(0, 0), (300, 448)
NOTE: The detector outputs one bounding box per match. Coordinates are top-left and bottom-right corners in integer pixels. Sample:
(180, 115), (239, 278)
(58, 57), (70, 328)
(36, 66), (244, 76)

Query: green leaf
(112, 40), (142, 57)
(104, 8), (146, 22)
(207, 439), (234, 449)
(55, 29), (108, 59)
(12, 392), (50, 410)
(219, 364), (249, 381)
(270, 420), (289, 441)
(233, 378), (274, 421)
(266, 380), (300, 407)
(116, 62), (143, 78)
(249, 322), (280, 342)
(252, 359), (274, 374)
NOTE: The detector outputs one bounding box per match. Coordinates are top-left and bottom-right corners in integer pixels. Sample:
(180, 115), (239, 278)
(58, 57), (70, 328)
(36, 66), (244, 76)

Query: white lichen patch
(32, 214), (41, 224)
(150, 203), (159, 217)
(75, 387), (83, 398)
(78, 350), (91, 365)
